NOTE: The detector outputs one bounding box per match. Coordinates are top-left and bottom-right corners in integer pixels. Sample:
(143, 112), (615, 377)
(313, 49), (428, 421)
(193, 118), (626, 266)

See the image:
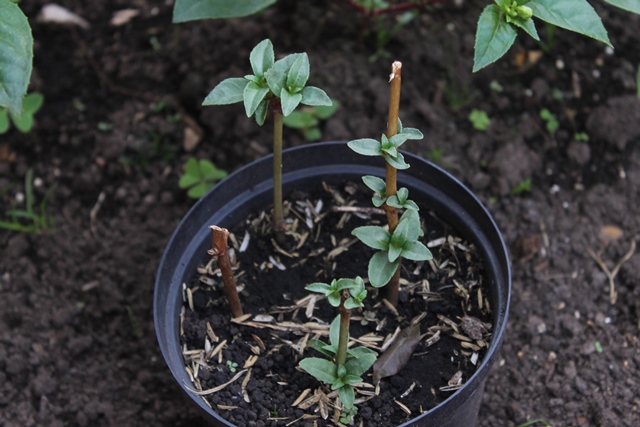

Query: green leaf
(399, 209), (423, 240)
(603, 0), (640, 14)
(265, 66), (287, 95)
(286, 53), (310, 92)
(402, 241), (432, 261)
(303, 127), (322, 141)
(179, 158), (201, 188)
(344, 352), (376, 377)
(347, 138), (382, 156)
(473, 5), (518, 72)
(172, 0), (276, 22)
(0, 110), (9, 133)
(198, 159), (227, 181)
(510, 11), (540, 40)
(368, 251), (399, 288)
(282, 111), (318, 129)
(335, 278), (358, 291)
(344, 298), (363, 310)
(249, 39), (274, 78)
(314, 100), (339, 119)
(300, 86), (332, 106)
(254, 99), (269, 126)
(338, 385), (355, 410)
(203, 78), (249, 105)
(280, 89), (302, 117)
(347, 346), (377, 360)
(528, 0), (611, 46)
(243, 82), (270, 117)
(187, 183), (211, 198)
(299, 358), (337, 384)
(352, 226), (390, 251)
(399, 125), (423, 140)
(305, 282), (331, 295)
(22, 92), (43, 115)
(0, 0), (33, 116)
(329, 315), (341, 349)
(388, 133), (411, 149)
(362, 175), (387, 196)
(384, 151), (410, 170)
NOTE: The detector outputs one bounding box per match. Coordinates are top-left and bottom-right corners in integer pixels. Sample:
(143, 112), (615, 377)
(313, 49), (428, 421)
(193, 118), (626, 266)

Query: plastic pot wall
(154, 141), (511, 427)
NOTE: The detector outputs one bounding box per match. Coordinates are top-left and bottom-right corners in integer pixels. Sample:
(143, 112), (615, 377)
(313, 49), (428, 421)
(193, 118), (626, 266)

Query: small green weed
(574, 132), (589, 142)
(0, 92), (44, 134)
(469, 108), (491, 131)
(540, 108), (559, 134)
(226, 360), (238, 373)
(179, 158), (227, 199)
(283, 99), (339, 141)
(0, 169), (55, 233)
(510, 178), (532, 195)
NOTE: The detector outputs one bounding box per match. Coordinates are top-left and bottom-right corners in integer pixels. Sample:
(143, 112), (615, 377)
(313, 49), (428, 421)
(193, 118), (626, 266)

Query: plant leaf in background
(528, 0), (611, 46)
(173, 0), (276, 23)
(179, 158), (227, 199)
(473, 5), (518, 72)
(10, 92), (44, 133)
(603, 0), (640, 14)
(0, 0), (33, 116)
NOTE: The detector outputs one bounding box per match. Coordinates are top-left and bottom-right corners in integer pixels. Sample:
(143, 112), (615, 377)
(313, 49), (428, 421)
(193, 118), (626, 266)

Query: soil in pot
(180, 180), (493, 426)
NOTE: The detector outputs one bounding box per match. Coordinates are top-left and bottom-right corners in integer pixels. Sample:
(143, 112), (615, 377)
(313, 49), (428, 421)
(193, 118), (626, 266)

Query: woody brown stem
(209, 226), (243, 318)
(385, 62), (403, 307)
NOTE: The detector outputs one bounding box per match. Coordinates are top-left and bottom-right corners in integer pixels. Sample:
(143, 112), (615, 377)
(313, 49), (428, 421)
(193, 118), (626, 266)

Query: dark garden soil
(1, 1), (639, 426)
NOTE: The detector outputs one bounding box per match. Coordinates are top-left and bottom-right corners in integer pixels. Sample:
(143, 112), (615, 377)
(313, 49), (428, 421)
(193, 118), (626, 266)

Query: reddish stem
(209, 226), (243, 318)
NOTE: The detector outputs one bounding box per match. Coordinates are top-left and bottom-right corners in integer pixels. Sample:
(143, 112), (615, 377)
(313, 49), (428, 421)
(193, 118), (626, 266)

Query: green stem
(273, 109), (286, 233)
(337, 292), (351, 366)
(385, 61), (402, 306)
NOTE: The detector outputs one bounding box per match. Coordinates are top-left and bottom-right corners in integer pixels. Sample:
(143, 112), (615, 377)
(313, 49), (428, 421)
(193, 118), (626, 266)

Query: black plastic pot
(155, 141), (511, 426)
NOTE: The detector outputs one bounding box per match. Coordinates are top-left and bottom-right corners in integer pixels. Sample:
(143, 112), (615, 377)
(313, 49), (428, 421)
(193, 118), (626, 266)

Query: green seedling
(539, 108), (559, 134)
(202, 38), (331, 233)
(283, 99), (339, 141)
(348, 62), (432, 304)
(179, 158), (228, 199)
(298, 62), (432, 424)
(468, 108), (491, 131)
(574, 132), (589, 142)
(0, 92), (44, 134)
(0, 168), (55, 233)
(226, 360), (238, 373)
(510, 178), (532, 195)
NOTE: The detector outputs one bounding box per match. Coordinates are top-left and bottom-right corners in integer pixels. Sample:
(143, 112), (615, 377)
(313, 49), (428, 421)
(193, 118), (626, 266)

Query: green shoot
(510, 178), (532, 195)
(0, 169), (55, 234)
(226, 360), (238, 373)
(0, 92), (44, 134)
(283, 99), (339, 141)
(468, 108), (491, 131)
(348, 62), (432, 305)
(202, 39), (331, 233)
(179, 158), (227, 199)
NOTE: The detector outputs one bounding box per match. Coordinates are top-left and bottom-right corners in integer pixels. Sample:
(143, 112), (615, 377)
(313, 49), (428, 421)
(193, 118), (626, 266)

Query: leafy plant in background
(179, 157), (228, 198)
(0, 92), (44, 134)
(282, 99), (339, 141)
(468, 108), (491, 131)
(201, 39), (331, 233)
(0, 0), (33, 117)
(0, 169), (55, 233)
(173, 0), (639, 73)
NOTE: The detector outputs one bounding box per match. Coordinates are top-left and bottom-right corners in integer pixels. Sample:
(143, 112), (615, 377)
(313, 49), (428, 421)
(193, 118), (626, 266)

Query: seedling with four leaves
(202, 39), (331, 232)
